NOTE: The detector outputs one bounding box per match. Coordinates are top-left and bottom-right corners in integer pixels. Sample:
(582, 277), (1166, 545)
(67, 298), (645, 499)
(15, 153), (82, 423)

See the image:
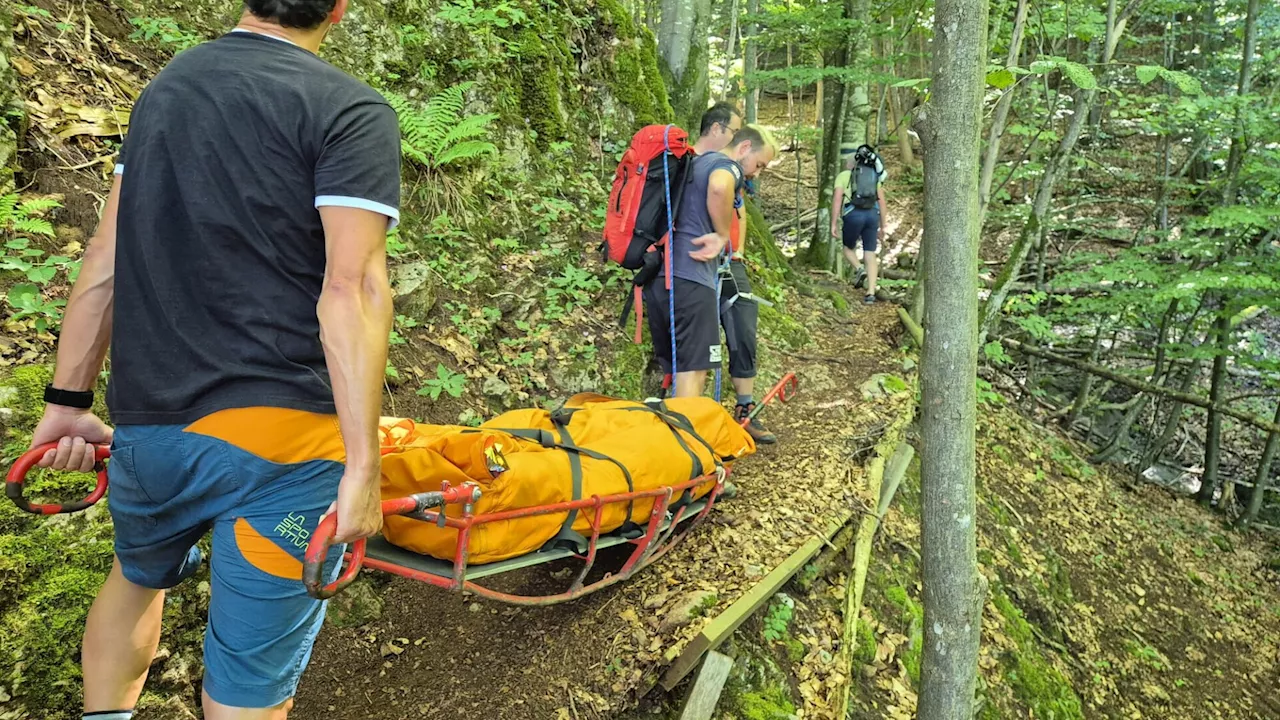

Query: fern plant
(387, 82), (498, 171)
(0, 194), (60, 238)
(1, 194), (72, 332)
(386, 83), (498, 219)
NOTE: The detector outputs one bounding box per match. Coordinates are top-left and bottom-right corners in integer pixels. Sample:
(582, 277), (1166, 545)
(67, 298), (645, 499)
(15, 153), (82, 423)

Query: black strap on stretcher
(473, 397), (731, 555)
(485, 424), (640, 554)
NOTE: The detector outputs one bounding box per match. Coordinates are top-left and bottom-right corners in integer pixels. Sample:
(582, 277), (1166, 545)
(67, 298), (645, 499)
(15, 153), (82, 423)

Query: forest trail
(293, 282), (908, 720)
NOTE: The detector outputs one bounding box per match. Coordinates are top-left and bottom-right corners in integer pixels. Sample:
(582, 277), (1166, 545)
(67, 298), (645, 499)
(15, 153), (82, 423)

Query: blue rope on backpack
(662, 125), (678, 395)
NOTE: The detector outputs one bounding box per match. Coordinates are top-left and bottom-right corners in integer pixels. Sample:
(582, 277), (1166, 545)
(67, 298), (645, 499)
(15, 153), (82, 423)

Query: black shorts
(643, 277), (721, 374)
(841, 207), (880, 253)
(719, 260), (758, 379)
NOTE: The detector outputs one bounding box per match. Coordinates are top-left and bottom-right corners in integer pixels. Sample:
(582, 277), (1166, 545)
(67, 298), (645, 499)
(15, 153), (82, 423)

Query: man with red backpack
(642, 124), (778, 401)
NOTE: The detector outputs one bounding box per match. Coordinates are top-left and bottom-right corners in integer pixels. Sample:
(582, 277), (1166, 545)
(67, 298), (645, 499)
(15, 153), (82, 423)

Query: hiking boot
(863, 294), (876, 305)
(736, 403), (778, 445)
(852, 267), (866, 289)
(718, 481), (739, 500)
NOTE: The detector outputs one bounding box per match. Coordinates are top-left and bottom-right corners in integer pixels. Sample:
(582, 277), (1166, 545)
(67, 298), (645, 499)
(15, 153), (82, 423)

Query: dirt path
(293, 281), (907, 720)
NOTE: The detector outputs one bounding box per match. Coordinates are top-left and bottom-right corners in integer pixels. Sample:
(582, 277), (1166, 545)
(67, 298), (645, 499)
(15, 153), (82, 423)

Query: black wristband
(44, 384), (94, 410)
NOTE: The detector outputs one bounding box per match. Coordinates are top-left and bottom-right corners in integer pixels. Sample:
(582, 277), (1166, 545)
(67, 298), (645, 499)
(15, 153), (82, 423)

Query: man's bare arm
(830, 185), (845, 237)
(706, 169), (737, 240)
(51, 175), (122, 392)
(317, 207), (393, 478)
(689, 169), (738, 262)
(877, 185), (888, 232)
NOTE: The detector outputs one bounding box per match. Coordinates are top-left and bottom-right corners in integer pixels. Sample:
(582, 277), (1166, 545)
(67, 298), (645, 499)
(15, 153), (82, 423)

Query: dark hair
(244, 0), (338, 29)
(699, 102), (741, 135)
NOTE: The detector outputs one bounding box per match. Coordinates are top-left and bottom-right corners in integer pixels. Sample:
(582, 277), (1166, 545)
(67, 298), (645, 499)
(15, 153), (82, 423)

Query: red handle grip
(742, 372), (800, 427)
(303, 485), (482, 600)
(5, 443), (111, 515)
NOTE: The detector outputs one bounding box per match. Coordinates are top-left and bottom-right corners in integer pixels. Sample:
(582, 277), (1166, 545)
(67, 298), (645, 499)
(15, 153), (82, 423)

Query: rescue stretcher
(6, 374), (798, 606)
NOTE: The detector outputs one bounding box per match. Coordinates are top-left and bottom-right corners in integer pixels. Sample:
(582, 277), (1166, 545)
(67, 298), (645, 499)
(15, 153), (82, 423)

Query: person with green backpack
(829, 144), (887, 304)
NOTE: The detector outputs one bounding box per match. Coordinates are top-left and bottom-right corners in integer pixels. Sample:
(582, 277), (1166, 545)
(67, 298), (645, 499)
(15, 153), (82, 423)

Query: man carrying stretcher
(27, 0), (397, 717)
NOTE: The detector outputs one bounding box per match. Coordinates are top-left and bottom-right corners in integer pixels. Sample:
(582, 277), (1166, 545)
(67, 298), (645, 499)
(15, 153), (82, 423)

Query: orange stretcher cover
(378, 394), (756, 564)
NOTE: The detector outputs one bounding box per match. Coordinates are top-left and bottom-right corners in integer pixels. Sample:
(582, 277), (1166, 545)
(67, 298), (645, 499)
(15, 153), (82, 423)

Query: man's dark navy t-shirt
(107, 30), (401, 425)
(671, 152), (744, 289)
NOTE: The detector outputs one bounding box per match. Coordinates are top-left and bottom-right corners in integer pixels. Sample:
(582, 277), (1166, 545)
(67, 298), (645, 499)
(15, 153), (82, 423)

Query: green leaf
(13, 218), (55, 237)
(6, 282), (40, 309)
(1135, 65), (1162, 85)
(892, 77), (930, 89)
(26, 266), (56, 284)
(1059, 61), (1097, 90)
(983, 340), (1011, 365)
(1161, 69), (1202, 95)
(1028, 59), (1059, 75)
(986, 68), (1016, 90)
(18, 197), (62, 215)
(882, 375), (909, 393)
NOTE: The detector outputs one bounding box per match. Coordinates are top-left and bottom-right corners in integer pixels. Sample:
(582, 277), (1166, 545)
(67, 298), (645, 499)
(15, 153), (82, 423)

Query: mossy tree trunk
(744, 196), (793, 284)
(804, 0), (862, 268)
(913, 0), (988, 713)
(657, 0), (712, 132)
(744, 0), (760, 122)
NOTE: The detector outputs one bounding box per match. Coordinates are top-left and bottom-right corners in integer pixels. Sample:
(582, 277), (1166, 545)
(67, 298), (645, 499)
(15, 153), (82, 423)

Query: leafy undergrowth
(640, 400), (1280, 720)
(846, 406), (1280, 720)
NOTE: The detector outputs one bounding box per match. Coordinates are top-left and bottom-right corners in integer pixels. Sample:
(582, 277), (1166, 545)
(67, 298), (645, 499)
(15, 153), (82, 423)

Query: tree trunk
(1137, 361), (1202, 480)
(806, 0), (869, 271)
(913, 0), (988, 713)
(806, 0), (856, 266)
(815, 52), (824, 126)
(1197, 312), (1231, 506)
(978, 87), (1093, 342)
(1065, 326), (1102, 427)
(744, 0), (760, 123)
(658, 0), (712, 132)
(978, 0), (1028, 224)
(1091, 298), (1179, 460)
(1223, 0), (1259, 204)
(1240, 402), (1280, 528)
(721, 0), (740, 99)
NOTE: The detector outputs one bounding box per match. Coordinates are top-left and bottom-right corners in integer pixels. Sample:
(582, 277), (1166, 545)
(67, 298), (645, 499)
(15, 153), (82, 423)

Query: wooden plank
(659, 395), (918, 692)
(677, 650), (734, 720)
(660, 508), (850, 690)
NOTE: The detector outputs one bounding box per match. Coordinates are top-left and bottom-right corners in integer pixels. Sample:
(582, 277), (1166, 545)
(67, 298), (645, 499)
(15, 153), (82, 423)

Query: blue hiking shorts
(841, 207), (880, 253)
(107, 407), (347, 709)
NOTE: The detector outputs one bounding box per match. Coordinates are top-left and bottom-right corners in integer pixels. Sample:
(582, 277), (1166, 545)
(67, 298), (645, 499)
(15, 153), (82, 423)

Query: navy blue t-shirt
(671, 152), (744, 288)
(107, 30), (401, 424)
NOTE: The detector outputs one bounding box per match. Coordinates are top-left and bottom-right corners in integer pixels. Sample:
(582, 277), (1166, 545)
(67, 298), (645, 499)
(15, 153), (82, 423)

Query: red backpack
(602, 124), (692, 269)
(602, 124), (693, 342)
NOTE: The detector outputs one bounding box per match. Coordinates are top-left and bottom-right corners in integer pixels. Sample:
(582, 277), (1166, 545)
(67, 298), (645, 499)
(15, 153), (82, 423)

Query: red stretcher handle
(6, 443), (111, 515)
(303, 485), (482, 600)
(743, 372), (800, 427)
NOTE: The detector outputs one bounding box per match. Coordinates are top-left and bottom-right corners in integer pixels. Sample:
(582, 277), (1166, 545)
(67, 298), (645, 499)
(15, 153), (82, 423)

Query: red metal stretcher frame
(6, 373), (798, 607)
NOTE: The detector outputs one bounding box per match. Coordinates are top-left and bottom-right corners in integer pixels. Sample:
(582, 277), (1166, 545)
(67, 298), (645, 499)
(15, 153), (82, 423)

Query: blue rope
(662, 125), (677, 397)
